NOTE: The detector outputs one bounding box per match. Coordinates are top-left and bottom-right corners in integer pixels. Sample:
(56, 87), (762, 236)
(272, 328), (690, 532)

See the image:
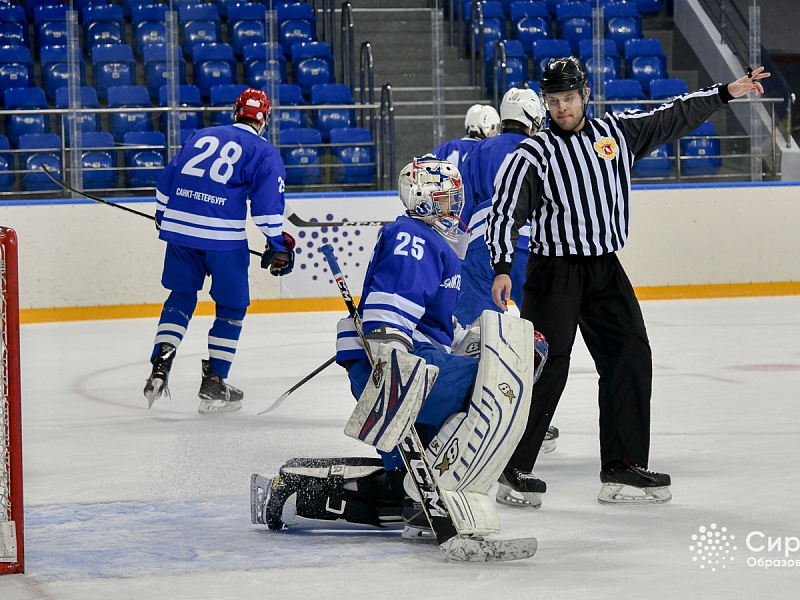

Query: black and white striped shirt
(487, 84), (731, 272)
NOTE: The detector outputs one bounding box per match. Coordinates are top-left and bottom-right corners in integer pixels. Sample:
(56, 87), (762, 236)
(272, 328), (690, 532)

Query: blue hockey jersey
(432, 137), (478, 173)
(335, 216), (462, 363)
(155, 123), (287, 251)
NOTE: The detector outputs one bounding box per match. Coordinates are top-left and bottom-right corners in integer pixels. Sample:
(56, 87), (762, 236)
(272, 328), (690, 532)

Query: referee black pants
(508, 252), (652, 473)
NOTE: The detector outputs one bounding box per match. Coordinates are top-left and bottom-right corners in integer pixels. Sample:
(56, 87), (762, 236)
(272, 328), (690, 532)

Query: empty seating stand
(132, 3), (168, 56)
(55, 85), (101, 140)
(92, 43), (136, 100)
(310, 83), (355, 141)
(291, 41), (334, 97)
(228, 3), (268, 57)
(158, 84), (204, 134)
(79, 131), (117, 189)
(108, 84), (154, 142)
(280, 127), (322, 185)
(209, 83), (248, 126)
(0, 46), (34, 96)
(277, 83), (306, 130)
(329, 127), (375, 185)
(41, 44), (88, 101)
(19, 132), (62, 191)
(192, 42), (236, 98)
(123, 130), (166, 187)
(4, 86), (49, 146)
(243, 42), (286, 89)
(624, 38), (668, 95)
(143, 43), (187, 100)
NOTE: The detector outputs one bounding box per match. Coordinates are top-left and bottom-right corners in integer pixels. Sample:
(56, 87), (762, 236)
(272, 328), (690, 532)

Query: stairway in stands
(348, 0), (485, 178)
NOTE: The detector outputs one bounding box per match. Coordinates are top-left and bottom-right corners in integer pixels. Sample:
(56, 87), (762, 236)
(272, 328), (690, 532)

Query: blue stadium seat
(310, 83), (355, 142)
(291, 41), (334, 97)
(604, 78), (646, 113)
(34, 4), (69, 51)
(555, 1), (592, 54)
(277, 83), (306, 130)
(0, 134), (13, 192)
(41, 45), (88, 101)
(132, 3), (167, 55)
(634, 0), (663, 15)
(579, 38), (621, 85)
(55, 85), (101, 140)
(79, 131), (117, 189)
(0, 5), (29, 48)
(108, 84), (154, 143)
(511, 1), (552, 48)
(19, 133), (62, 191)
(649, 77), (688, 101)
(488, 39), (528, 94)
(624, 38), (667, 95)
(531, 38), (571, 79)
(243, 42), (286, 89)
(680, 120), (721, 176)
(280, 127), (322, 185)
(123, 130), (166, 187)
(209, 83), (248, 127)
(4, 86), (49, 146)
(0, 46), (34, 96)
(228, 3), (267, 57)
(192, 42), (236, 98)
(215, 0), (246, 19)
(329, 127), (375, 185)
(277, 2), (317, 57)
(73, 0), (110, 15)
(632, 141), (674, 178)
(179, 3), (221, 57)
(604, 1), (642, 54)
(158, 84), (203, 134)
(83, 4), (125, 58)
(470, 1), (506, 54)
(143, 42), (187, 100)
(92, 43), (136, 99)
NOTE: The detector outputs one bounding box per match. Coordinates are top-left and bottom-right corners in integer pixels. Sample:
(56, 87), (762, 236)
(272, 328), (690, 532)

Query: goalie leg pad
(250, 457), (404, 530)
(345, 344), (439, 453)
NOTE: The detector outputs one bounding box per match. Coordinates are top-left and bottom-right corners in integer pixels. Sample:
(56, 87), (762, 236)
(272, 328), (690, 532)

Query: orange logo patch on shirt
(594, 137), (618, 160)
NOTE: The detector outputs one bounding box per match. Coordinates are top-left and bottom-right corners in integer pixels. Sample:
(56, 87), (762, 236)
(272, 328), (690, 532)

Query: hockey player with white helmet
(432, 104), (500, 172)
(251, 156), (548, 550)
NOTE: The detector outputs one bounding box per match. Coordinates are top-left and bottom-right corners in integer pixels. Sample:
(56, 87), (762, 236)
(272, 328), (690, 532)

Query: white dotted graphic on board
(294, 214), (367, 284)
(689, 524), (737, 571)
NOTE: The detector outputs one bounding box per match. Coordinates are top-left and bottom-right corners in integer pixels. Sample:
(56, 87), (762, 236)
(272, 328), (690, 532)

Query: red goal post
(0, 227), (23, 575)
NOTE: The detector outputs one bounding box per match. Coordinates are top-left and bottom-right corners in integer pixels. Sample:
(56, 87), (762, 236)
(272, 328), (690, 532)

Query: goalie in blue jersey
(252, 157), (548, 540)
(143, 88), (295, 414)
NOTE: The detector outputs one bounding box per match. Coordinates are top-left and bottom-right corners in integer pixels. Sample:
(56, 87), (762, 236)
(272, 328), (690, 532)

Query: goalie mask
(398, 156), (469, 257)
(234, 87), (271, 136)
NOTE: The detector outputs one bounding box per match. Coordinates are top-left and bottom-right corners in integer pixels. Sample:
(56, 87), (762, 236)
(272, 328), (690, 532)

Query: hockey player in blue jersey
(251, 156), (549, 541)
(144, 88), (295, 414)
(454, 88), (545, 327)
(432, 104), (500, 172)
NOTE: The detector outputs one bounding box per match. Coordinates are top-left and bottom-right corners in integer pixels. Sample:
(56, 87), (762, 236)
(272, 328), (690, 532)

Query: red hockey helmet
(234, 88), (271, 136)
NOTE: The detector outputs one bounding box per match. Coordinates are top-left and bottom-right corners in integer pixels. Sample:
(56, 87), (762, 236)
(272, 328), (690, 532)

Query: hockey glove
(261, 232), (296, 276)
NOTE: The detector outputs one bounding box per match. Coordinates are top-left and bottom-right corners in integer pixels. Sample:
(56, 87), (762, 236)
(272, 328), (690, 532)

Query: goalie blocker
(252, 311), (541, 539)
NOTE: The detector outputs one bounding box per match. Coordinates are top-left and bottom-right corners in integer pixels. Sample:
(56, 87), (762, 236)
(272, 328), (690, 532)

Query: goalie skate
(597, 460), (672, 505)
(496, 467), (546, 508)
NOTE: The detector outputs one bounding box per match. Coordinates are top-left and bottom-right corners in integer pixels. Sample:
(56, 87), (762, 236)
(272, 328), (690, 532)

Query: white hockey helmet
(398, 155), (464, 242)
(499, 87), (546, 134)
(465, 104), (501, 139)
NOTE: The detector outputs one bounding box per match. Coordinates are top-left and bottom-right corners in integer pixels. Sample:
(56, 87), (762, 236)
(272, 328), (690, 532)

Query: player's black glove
(261, 232), (296, 276)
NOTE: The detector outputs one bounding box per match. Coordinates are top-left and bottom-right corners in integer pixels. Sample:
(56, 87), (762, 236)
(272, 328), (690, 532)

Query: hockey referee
(486, 57), (770, 506)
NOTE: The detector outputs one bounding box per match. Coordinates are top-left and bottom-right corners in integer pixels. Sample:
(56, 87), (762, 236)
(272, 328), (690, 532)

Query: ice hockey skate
(495, 467), (546, 508)
(598, 460), (672, 505)
(539, 425), (559, 454)
(401, 497), (434, 541)
(143, 343), (175, 408)
(198, 359), (244, 414)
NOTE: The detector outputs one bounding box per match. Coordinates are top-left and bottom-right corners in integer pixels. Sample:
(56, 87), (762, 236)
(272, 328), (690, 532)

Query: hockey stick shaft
(286, 213), (392, 228)
(40, 165), (263, 258)
(319, 243), (459, 545)
(257, 355), (336, 415)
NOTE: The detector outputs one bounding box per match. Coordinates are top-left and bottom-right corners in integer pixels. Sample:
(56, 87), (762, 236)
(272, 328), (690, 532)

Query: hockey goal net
(0, 227), (22, 575)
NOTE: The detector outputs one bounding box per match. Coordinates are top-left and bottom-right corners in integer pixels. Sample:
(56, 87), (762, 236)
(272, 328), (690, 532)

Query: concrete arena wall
(0, 183), (798, 321)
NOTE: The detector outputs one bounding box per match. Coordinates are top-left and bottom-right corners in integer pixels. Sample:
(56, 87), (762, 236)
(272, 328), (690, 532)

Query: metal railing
(0, 101), (394, 197)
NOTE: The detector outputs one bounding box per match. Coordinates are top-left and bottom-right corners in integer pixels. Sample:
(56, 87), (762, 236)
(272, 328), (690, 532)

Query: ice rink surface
(2, 295), (799, 599)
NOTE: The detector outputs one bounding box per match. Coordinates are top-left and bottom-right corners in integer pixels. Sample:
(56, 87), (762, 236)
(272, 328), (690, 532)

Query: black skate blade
(438, 535), (538, 562)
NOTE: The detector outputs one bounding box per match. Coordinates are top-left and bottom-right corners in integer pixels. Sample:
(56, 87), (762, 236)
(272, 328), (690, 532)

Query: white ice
(2, 296), (800, 599)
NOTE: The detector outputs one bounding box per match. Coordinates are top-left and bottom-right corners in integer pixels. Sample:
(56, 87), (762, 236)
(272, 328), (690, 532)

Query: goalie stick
(320, 243), (537, 563)
(257, 355), (336, 415)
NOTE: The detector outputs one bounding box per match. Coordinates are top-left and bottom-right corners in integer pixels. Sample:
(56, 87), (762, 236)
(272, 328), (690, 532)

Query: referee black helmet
(540, 56), (589, 94)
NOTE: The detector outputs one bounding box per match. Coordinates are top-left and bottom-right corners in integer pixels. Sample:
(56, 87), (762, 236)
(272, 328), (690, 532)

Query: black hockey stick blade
(286, 212), (392, 228)
(257, 355), (336, 415)
(40, 165), (262, 258)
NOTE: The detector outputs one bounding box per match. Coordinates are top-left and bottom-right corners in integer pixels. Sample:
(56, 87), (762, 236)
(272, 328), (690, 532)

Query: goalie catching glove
(261, 231), (296, 276)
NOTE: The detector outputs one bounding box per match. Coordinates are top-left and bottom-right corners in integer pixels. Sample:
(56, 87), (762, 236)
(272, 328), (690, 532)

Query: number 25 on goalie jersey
(336, 215), (462, 363)
(155, 123), (287, 252)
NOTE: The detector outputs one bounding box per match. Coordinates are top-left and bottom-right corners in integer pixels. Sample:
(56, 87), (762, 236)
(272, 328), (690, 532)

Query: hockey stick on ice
(257, 355), (336, 415)
(319, 243), (536, 562)
(39, 165), (264, 257)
